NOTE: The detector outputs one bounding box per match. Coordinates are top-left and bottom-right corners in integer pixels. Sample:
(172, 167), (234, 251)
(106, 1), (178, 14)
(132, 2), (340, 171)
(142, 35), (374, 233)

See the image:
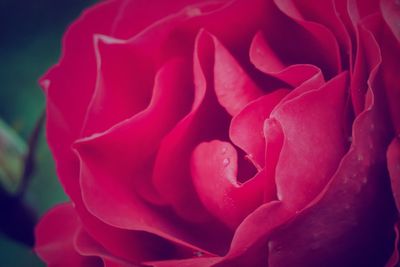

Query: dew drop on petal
(221, 147), (227, 155)
(193, 251), (204, 257)
(223, 158), (230, 166)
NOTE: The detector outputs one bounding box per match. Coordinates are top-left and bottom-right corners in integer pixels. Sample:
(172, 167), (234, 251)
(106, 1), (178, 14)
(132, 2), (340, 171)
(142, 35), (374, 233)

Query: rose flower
(35, 0), (400, 266)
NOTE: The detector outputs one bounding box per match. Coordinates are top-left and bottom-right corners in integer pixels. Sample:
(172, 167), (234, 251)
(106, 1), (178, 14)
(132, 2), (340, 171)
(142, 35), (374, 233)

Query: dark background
(0, 1), (97, 266)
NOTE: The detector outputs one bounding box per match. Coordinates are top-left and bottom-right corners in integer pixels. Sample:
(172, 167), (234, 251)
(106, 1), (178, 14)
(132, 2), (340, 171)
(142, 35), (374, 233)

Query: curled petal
(35, 203), (102, 267)
(272, 72), (349, 210)
(81, 35), (154, 136)
(212, 33), (264, 116)
(191, 140), (265, 229)
(230, 89), (289, 168)
(250, 31), (324, 87)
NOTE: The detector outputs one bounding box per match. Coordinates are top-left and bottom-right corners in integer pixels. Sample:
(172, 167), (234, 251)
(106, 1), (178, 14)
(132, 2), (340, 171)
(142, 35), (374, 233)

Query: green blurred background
(0, 1), (97, 266)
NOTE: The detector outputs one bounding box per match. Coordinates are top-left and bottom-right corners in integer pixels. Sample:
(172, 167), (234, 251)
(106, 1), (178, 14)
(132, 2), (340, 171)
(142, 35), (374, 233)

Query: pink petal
(74, 228), (140, 267)
(263, 118), (285, 202)
(248, 0), (341, 84)
(249, 31), (325, 87)
(107, 0), (213, 39)
(212, 33), (264, 116)
(81, 35), (154, 136)
(349, 12), (382, 116)
(191, 140), (265, 229)
(152, 30), (231, 226)
(381, 0), (400, 42)
(35, 203), (102, 267)
(271, 72), (349, 211)
(146, 257), (220, 267)
(273, 0), (342, 75)
(220, 201), (293, 261)
(267, 36), (397, 266)
(380, 14), (400, 134)
(230, 89), (289, 168)
(74, 58), (229, 256)
(291, 0), (352, 59)
(74, 201), (183, 264)
(41, 0), (127, 200)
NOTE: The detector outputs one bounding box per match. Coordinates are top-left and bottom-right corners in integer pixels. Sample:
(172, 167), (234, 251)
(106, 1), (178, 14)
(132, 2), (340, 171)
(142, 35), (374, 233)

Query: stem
(17, 110), (45, 197)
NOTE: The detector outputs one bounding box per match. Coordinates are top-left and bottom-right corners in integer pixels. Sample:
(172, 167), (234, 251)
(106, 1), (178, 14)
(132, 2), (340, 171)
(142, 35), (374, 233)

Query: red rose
(35, 0), (400, 266)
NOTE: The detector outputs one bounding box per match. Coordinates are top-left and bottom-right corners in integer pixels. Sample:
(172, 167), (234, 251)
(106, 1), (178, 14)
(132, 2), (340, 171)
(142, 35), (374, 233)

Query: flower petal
(212, 33), (264, 116)
(152, 30), (231, 226)
(35, 203), (102, 267)
(271, 72), (349, 210)
(267, 33), (397, 266)
(74, 58), (230, 256)
(229, 89), (289, 168)
(381, 0), (400, 42)
(273, 0), (342, 76)
(191, 140), (265, 229)
(249, 31), (324, 87)
(81, 35), (154, 136)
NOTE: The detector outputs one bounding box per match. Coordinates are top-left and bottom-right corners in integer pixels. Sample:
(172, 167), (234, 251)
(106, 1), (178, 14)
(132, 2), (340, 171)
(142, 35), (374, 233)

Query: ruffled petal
(273, 0), (342, 76)
(267, 26), (397, 266)
(74, 58), (230, 256)
(152, 30), (231, 225)
(191, 140), (265, 229)
(81, 35), (154, 136)
(230, 89), (289, 168)
(249, 31), (325, 87)
(35, 203), (102, 267)
(381, 0), (400, 42)
(41, 0), (127, 201)
(380, 2), (400, 134)
(212, 33), (264, 116)
(272, 72), (349, 210)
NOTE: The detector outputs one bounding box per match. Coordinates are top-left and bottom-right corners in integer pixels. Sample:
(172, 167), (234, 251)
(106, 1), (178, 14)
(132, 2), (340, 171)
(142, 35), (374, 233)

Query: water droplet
(370, 123), (375, 130)
(357, 154), (364, 161)
(193, 251), (203, 257)
(223, 158), (230, 166)
(221, 147), (227, 154)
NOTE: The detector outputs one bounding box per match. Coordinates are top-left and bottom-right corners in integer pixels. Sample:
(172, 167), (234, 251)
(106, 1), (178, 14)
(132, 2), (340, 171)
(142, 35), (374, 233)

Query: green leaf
(0, 119), (27, 194)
